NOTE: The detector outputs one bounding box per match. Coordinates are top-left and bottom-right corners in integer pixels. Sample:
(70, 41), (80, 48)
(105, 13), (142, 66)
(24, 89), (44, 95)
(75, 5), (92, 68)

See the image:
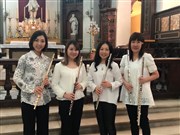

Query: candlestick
(41, 8), (43, 21)
(16, 8), (18, 18)
(24, 7), (25, 19)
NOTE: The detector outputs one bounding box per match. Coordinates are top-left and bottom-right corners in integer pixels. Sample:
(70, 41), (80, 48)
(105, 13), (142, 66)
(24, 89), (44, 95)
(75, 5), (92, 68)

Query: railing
(0, 58), (180, 107)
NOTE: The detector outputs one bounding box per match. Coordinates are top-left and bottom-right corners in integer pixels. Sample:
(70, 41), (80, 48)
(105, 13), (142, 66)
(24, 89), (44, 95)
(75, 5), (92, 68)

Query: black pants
(126, 105), (150, 135)
(21, 102), (49, 135)
(58, 98), (84, 135)
(95, 102), (117, 135)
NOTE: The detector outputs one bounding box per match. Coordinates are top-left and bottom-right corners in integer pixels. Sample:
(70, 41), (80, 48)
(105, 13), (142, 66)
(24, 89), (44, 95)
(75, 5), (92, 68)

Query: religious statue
(25, 0), (40, 19)
(69, 14), (78, 35)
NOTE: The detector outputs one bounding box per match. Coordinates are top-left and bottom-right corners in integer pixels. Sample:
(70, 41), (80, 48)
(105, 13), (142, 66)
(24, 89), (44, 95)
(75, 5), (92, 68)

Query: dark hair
(94, 41), (113, 71)
(128, 32), (145, 61)
(62, 40), (81, 66)
(29, 30), (48, 51)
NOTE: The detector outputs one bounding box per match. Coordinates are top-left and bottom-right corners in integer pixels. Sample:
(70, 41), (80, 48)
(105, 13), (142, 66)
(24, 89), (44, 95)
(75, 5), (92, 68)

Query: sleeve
(111, 62), (123, 91)
(119, 55), (126, 74)
(79, 63), (87, 91)
(87, 62), (97, 92)
(51, 63), (66, 98)
(13, 55), (35, 93)
(145, 53), (158, 73)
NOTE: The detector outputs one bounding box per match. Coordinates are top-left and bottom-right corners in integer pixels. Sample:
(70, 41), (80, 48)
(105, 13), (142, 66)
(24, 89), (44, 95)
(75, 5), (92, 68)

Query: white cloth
(88, 62), (123, 105)
(120, 53), (157, 106)
(51, 62), (87, 100)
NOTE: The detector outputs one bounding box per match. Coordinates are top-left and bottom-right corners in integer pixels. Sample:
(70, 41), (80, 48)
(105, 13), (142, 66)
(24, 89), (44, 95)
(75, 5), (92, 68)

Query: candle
(24, 7), (25, 19)
(41, 8), (43, 21)
(16, 8), (18, 18)
(9, 10), (10, 17)
(55, 11), (56, 20)
(48, 10), (50, 19)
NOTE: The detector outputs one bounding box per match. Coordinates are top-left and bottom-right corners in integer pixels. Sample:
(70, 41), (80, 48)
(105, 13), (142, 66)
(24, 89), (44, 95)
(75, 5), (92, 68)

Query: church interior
(0, 0), (180, 134)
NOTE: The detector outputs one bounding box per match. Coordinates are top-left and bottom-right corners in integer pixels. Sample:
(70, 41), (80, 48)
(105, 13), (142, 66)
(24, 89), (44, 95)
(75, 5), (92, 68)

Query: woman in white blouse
(51, 40), (87, 135)
(120, 32), (159, 135)
(88, 41), (122, 135)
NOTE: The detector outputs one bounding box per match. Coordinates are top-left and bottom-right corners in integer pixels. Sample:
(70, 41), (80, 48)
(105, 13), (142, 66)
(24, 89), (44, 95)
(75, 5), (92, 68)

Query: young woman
(88, 41), (122, 135)
(120, 32), (159, 135)
(51, 40), (87, 135)
(13, 30), (51, 135)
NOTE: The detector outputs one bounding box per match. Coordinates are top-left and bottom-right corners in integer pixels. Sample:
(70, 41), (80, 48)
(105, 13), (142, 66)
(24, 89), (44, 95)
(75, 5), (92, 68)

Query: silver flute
(69, 56), (83, 115)
(137, 57), (145, 126)
(96, 53), (112, 110)
(127, 49), (133, 103)
(33, 53), (55, 110)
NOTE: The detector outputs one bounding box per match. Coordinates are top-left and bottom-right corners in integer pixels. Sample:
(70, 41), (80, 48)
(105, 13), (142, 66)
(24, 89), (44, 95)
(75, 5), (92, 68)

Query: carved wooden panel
(154, 6), (180, 43)
(99, 0), (111, 9)
(100, 8), (116, 47)
(141, 0), (156, 39)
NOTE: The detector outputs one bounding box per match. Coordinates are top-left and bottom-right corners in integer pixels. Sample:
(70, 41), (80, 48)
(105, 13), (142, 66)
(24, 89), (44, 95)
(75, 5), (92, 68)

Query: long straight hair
(128, 32), (145, 61)
(62, 40), (81, 66)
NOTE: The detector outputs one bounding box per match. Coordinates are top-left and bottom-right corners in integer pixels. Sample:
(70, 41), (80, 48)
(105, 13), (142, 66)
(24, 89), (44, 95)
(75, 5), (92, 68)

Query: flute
(69, 56), (83, 115)
(33, 53), (55, 110)
(137, 57), (144, 126)
(127, 49), (133, 103)
(96, 53), (112, 110)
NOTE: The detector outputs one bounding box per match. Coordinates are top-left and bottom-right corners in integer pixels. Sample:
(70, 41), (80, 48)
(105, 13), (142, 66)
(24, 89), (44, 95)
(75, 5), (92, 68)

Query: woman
(13, 30), (51, 135)
(88, 41), (122, 135)
(120, 32), (159, 135)
(51, 40), (87, 135)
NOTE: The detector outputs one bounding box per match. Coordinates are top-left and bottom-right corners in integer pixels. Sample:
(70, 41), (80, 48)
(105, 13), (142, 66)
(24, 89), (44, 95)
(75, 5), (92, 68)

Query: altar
(0, 43), (65, 59)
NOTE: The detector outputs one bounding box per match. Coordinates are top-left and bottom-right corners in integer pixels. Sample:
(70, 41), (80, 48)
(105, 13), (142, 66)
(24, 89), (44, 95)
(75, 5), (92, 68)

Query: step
(86, 125), (180, 135)
(0, 99), (179, 135)
(0, 111), (179, 135)
(1, 99), (179, 125)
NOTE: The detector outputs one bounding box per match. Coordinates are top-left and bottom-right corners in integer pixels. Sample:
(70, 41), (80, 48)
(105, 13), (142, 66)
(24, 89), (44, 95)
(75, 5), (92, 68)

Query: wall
(156, 0), (180, 12)
(131, 15), (141, 33)
(83, 0), (100, 52)
(113, 0), (131, 46)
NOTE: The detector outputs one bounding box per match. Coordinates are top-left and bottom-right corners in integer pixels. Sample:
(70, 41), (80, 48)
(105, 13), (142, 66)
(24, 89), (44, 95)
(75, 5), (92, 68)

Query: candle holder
(87, 21), (100, 59)
(87, 21), (100, 51)
(7, 17), (13, 38)
(15, 18), (21, 38)
(47, 19), (51, 37)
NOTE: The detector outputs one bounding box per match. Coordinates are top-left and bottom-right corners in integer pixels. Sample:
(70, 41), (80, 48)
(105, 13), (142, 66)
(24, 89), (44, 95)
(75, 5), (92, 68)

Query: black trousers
(95, 102), (117, 135)
(21, 102), (49, 135)
(126, 104), (150, 135)
(58, 98), (84, 135)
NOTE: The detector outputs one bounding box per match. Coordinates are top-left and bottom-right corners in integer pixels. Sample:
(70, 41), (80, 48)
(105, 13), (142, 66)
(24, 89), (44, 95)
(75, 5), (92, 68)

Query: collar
(30, 50), (45, 59)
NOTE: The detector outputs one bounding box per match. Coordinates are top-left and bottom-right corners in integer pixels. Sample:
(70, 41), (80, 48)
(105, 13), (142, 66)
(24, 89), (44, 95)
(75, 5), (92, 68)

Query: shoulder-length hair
(128, 32), (145, 61)
(62, 40), (81, 66)
(29, 30), (48, 51)
(94, 41), (113, 71)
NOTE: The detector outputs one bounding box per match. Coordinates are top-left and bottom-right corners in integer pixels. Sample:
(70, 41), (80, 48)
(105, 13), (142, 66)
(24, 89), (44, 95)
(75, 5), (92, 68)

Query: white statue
(25, 0), (40, 19)
(69, 14), (78, 35)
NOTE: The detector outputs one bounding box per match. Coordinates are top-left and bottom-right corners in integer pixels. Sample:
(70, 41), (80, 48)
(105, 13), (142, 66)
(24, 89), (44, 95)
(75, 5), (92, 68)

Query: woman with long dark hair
(88, 41), (122, 135)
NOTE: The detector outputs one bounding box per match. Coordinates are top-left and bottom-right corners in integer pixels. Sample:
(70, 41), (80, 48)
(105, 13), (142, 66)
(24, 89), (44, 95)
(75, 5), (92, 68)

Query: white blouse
(88, 61), (123, 105)
(120, 53), (157, 106)
(51, 62), (87, 100)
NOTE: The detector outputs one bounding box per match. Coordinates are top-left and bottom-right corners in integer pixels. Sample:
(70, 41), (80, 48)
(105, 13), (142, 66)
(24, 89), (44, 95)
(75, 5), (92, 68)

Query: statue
(25, 0), (40, 19)
(69, 14), (78, 35)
